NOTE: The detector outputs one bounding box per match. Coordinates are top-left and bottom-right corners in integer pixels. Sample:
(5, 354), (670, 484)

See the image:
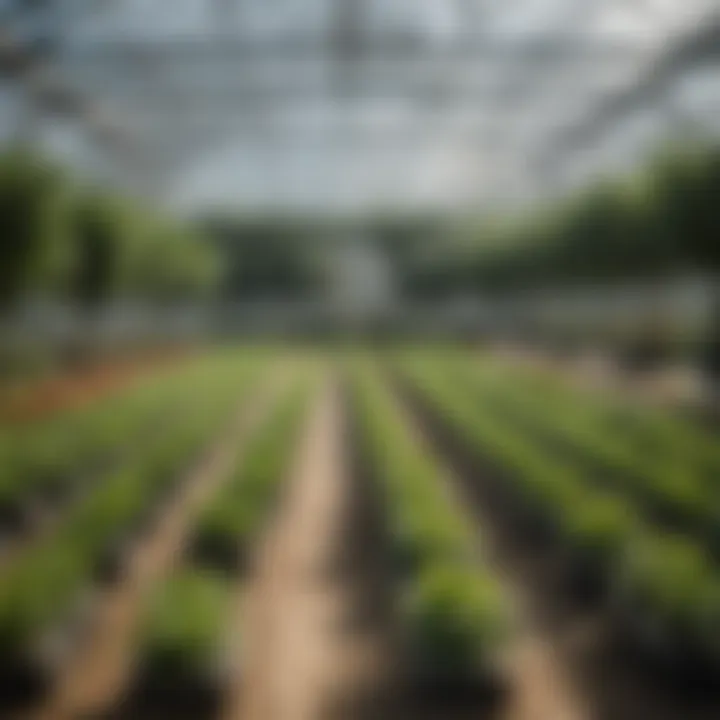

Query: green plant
(0, 352), (261, 663)
(404, 563), (509, 676)
(350, 360), (511, 680)
(399, 351), (720, 669)
(193, 383), (311, 574)
(139, 569), (231, 681)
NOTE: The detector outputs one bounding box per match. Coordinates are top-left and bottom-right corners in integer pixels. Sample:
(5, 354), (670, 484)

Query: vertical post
(329, 0), (363, 97)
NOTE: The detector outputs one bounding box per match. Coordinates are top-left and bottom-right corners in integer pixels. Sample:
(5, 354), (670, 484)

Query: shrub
(403, 563), (509, 677)
(139, 570), (231, 683)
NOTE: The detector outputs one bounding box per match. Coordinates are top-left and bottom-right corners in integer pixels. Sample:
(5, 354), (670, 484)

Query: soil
(229, 378), (391, 720)
(0, 350), (190, 427)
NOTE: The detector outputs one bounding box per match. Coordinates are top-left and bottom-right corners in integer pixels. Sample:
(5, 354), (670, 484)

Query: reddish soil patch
(0, 349), (192, 427)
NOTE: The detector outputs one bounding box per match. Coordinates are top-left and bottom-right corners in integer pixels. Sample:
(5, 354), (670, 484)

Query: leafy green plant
(403, 563), (509, 676)
(400, 352), (720, 668)
(350, 361), (511, 680)
(192, 383), (311, 574)
(618, 535), (718, 645)
(139, 569), (231, 682)
(563, 495), (638, 570)
(0, 352), (261, 664)
(0, 356), (236, 521)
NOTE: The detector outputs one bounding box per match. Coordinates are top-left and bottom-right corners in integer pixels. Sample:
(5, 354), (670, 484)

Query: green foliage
(0, 352), (259, 655)
(649, 144), (720, 270)
(0, 148), (221, 311)
(397, 142), (720, 300)
(0, 545), (83, 654)
(0, 355), (245, 515)
(351, 366), (476, 573)
(0, 149), (71, 310)
(123, 220), (220, 303)
(193, 381), (311, 573)
(69, 195), (129, 309)
(446, 359), (716, 541)
(200, 216), (325, 300)
(400, 350), (720, 663)
(140, 569), (231, 679)
(564, 495), (637, 569)
(404, 564), (509, 674)
(350, 361), (510, 674)
(618, 533), (720, 658)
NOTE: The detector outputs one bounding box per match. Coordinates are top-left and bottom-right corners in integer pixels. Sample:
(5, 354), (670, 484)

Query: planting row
(127, 379), (313, 714)
(483, 356), (720, 481)
(0, 354), (264, 704)
(348, 361), (511, 693)
(398, 353), (720, 677)
(0, 352), (265, 535)
(444, 355), (720, 552)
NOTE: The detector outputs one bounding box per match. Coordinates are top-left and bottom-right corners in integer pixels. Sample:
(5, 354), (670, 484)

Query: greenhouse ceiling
(1, 0), (719, 213)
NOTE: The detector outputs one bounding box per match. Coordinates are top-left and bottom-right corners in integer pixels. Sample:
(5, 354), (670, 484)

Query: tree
(200, 216), (324, 300)
(0, 149), (70, 312)
(649, 145), (720, 376)
(68, 194), (130, 312)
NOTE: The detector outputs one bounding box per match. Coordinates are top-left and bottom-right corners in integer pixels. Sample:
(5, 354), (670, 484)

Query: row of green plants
(349, 362), (510, 687)
(0, 356), (261, 693)
(134, 569), (232, 711)
(0, 356), (239, 530)
(477, 356), (720, 479)
(399, 354), (720, 674)
(444, 355), (720, 552)
(131, 379), (313, 710)
(191, 381), (313, 575)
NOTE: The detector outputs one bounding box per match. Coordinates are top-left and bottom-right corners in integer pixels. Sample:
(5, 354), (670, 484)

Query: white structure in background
(331, 235), (395, 320)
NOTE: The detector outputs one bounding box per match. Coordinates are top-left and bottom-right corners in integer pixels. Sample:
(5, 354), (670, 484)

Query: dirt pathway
(26, 378), (279, 720)
(231, 378), (388, 720)
(496, 621), (589, 720)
